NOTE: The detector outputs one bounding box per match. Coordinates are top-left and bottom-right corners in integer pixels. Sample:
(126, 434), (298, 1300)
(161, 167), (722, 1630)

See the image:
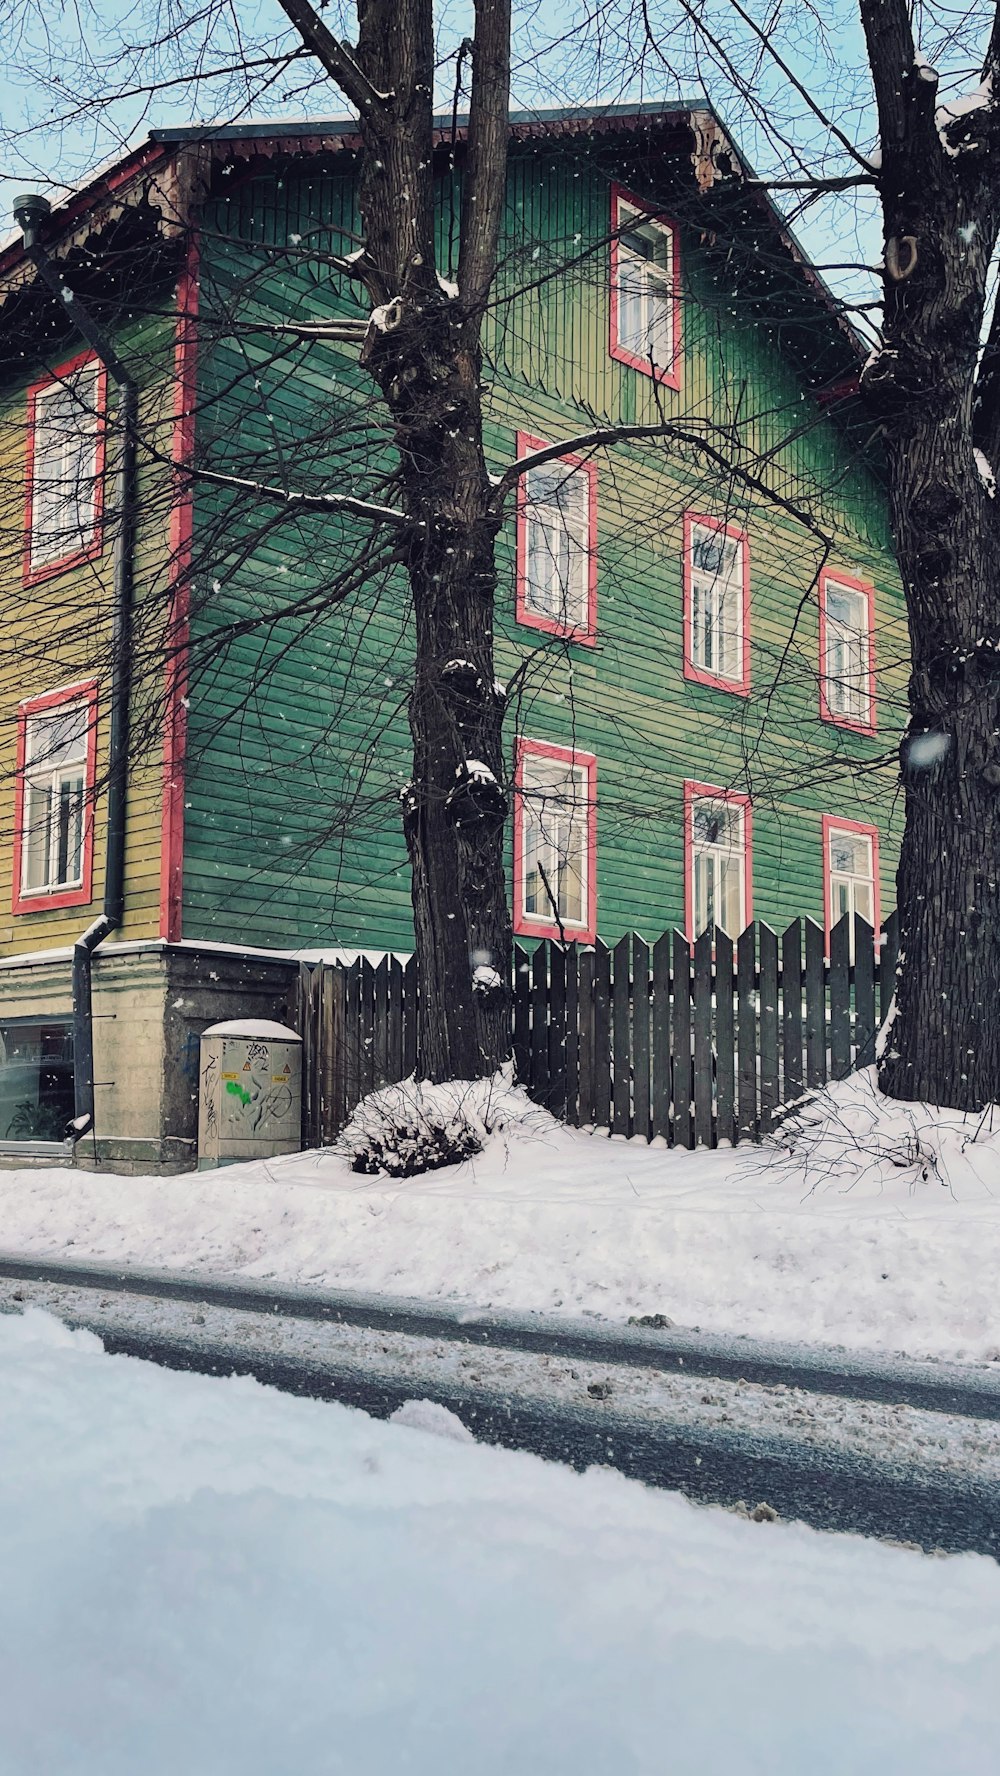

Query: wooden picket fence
(297, 910), (899, 1150)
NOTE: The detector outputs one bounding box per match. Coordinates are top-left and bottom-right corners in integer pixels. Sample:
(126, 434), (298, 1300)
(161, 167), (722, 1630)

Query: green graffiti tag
(225, 1080), (252, 1107)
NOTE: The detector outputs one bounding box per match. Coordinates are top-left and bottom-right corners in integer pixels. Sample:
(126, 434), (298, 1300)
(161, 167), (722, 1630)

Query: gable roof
(0, 100), (864, 397)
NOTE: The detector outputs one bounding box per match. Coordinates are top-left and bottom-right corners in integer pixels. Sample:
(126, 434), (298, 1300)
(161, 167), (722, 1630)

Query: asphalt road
(3, 1249), (999, 1418)
(2, 1254), (998, 1559)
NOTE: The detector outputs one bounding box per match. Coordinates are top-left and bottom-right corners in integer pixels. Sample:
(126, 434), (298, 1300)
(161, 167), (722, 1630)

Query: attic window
(610, 186), (681, 388)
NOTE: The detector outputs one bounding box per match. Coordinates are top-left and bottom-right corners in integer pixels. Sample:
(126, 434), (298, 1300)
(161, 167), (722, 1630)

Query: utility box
(197, 1018), (302, 1169)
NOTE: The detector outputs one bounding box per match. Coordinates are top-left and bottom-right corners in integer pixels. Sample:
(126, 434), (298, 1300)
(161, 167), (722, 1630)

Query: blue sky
(0, 0), (986, 333)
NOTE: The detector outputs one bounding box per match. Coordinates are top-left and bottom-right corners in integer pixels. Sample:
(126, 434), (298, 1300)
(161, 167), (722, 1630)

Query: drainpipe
(14, 194), (138, 1143)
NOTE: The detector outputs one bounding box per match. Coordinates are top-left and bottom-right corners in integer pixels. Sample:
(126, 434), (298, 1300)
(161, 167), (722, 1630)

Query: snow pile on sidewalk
(1, 1307), (998, 1776)
(1, 1070), (999, 1362)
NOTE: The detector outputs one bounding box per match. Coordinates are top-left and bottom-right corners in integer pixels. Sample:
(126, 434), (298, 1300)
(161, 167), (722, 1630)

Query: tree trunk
(367, 303), (512, 1080)
(355, 0), (511, 1080)
(280, 0), (513, 1081)
(860, 1), (1000, 1108)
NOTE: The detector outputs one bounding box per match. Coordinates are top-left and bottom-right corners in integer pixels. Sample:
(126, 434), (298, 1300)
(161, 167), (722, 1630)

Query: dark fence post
(578, 946), (596, 1126)
(715, 930), (736, 1146)
(632, 934), (651, 1144)
(548, 942), (567, 1117)
(593, 939), (612, 1131)
(388, 956), (404, 1084)
(758, 923), (779, 1134)
(692, 927), (713, 1147)
(737, 924), (757, 1139)
(672, 929), (693, 1149)
(513, 944), (530, 1086)
(853, 915), (876, 1069)
(564, 945), (580, 1126)
(651, 932), (672, 1142)
(781, 918), (803, 1107)
(612, 933), (632, 1136)
(829, 914), (852, 1079)
(373, 956), (390, 1088)
(880, 909), (900, 1031)
(804, 918), (826, 1088)
(530, 943), (549, 1104)
(402, 955), (417, 1077)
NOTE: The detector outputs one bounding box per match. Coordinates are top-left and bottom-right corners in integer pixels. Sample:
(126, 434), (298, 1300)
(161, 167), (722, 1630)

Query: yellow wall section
(0, 340), (175, 959)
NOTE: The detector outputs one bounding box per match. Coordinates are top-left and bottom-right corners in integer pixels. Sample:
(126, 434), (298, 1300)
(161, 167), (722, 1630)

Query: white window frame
(610, 187), (680, 384)
(686, 785), (751, 940)
(515, 740), (596, 941)
(685, 515), (749, 689)
(26, 357), (105, 579)
(821, 570), (874, 730)
(14, 687), (96, 908)
(517, 445), (595, 639)
(824, 819), (879, 956)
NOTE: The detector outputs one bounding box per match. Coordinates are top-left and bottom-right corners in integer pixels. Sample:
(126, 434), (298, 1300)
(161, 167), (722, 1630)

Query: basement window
(0, 1019), (74, 1144)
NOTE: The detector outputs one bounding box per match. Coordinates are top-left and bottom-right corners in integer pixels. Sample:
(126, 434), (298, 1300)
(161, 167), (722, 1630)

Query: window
(683, 514), (750, 692)
(13, 683), (97, 914)
(25, 354), (106, 582)
(820, 568), (875, 732)
(685, 783), (752, 940)
(515, 434), (597, 643)
(514, 739), (597, 941)
(823, 817), (879, 953)
(610, 185), (681, 387)
(0, 1020), (74, 1144)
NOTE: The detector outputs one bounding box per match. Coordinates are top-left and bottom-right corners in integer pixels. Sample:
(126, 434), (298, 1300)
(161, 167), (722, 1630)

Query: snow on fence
(297, 910), (899, 1150)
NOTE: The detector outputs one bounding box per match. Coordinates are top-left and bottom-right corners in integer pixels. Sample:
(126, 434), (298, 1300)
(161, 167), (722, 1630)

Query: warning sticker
(242, 1061), (252, 1072)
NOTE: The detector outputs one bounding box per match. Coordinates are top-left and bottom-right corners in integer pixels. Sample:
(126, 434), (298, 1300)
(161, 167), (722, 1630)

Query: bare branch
(492, 422), (831, 542)
(191, 466), (409, 529)
(457, 0), (512, 314)
(275, 0), (390, 115)
(234, 319), (370, 343)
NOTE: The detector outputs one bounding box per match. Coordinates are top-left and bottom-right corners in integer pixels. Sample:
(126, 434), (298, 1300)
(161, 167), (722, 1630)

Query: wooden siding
(0, 311), (175, 956)
(180, 150), (905, 953)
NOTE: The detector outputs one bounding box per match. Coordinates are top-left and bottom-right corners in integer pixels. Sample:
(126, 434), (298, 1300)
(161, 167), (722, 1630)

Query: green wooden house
(0, 101), (906, 1167)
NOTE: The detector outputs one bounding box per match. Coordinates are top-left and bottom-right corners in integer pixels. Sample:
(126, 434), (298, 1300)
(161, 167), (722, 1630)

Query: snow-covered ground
(2, 1306), (998, 1775)
(1, 1071), (999, 1363)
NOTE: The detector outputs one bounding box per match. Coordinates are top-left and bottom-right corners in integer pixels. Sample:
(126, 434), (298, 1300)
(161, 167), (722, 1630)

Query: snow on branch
(191, 466), (410, 530)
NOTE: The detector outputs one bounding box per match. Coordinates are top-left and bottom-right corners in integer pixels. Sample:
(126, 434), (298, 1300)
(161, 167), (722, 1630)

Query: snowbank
(1, 1308), (998, 1775)
(1, 1071), (999, 1362)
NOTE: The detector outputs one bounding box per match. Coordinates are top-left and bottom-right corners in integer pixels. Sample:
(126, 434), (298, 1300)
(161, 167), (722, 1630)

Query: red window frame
(818, 566), (877, 736)
(515, 433), (598, 646)
(23, 350), (108, 586)
(683, 780), (753, 942)
(822, 815), (880, 953)
(513, 737), (598, 943)
(682, 512), (751, 695)
(12, 679), (99, 915)
(609, 183), (682, 390)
